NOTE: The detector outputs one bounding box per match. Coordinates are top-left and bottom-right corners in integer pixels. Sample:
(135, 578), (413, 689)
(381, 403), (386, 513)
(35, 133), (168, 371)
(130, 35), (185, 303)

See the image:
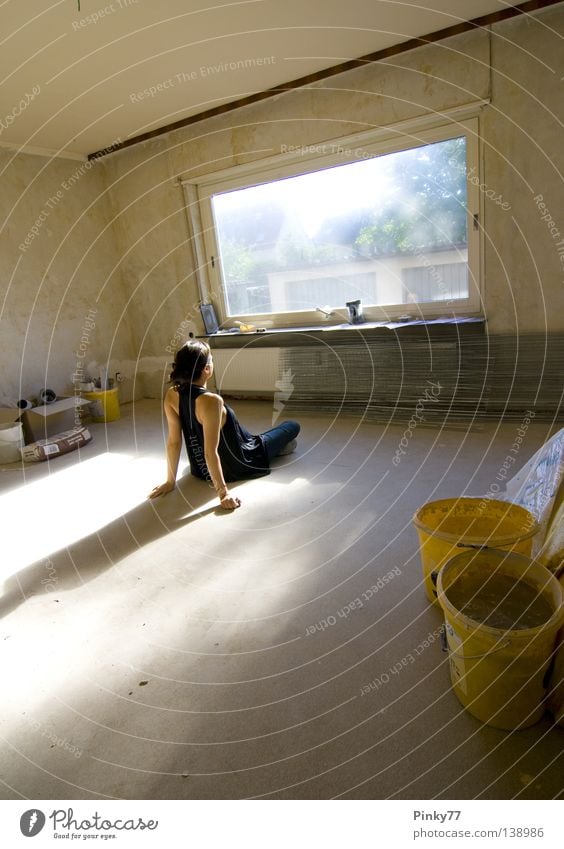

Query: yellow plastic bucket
(437, 549), (564, 729)
(82, 388), (120, 423)
(413, 497), (539, 603)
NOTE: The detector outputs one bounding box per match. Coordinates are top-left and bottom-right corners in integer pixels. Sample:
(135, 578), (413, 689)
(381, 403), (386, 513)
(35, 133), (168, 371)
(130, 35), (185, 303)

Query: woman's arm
(148, 389), (182, 498)
(200, 394), (241, 510)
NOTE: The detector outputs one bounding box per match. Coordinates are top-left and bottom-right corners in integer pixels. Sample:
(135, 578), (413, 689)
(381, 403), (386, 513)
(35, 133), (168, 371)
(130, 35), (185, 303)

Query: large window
(194, 117), (481, 327)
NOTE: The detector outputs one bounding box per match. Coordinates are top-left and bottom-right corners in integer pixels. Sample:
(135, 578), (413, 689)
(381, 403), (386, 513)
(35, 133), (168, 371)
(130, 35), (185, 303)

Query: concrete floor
(1, 399), (562, 800)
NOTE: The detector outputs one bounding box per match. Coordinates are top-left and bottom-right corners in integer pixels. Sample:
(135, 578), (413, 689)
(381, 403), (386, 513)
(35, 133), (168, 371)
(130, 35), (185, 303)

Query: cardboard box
(21, 396), (90, 443)
(21, 426), (92, 462)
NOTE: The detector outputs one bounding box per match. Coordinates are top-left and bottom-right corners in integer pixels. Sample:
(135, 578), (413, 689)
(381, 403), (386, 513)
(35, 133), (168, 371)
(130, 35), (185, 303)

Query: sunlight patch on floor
(175, 475), (311, 521)
(1, 453), (164, 580)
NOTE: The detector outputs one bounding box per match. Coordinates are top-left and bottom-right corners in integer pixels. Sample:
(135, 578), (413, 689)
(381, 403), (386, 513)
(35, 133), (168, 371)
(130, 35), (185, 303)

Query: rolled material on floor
(21, 426), (91, 462)
(39, 388), (57, 405)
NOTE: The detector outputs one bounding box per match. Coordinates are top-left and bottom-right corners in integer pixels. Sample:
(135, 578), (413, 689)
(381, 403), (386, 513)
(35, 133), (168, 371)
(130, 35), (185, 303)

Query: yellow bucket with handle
(437, 548), (564, 729)
(82, 388), (120, 423)
(413, 497), (539, 603)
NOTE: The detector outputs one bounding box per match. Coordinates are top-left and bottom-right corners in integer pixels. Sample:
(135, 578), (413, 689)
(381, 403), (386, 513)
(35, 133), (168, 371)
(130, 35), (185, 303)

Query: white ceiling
(0, 1), (515, 158)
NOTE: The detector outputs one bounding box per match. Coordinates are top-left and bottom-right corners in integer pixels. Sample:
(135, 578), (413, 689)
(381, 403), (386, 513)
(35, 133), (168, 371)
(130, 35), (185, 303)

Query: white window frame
(184, 105), (485, 329)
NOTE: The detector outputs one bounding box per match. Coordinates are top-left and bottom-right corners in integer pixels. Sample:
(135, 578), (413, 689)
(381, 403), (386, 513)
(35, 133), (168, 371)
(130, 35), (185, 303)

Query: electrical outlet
(115, 372), (123, 383)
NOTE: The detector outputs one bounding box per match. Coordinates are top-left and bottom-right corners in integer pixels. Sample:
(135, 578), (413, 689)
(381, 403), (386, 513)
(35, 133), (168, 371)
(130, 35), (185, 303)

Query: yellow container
(437, 549), (564, 729)
(82, 388), (120, 423)
(413, 497), (539, 603)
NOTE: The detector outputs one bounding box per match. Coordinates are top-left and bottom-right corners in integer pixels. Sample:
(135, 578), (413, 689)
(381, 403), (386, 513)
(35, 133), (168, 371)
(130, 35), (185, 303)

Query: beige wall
(3, 7), (562, 405)
(482, 9), (564, 331)
(0, 150), (137, 405)
(99, 4), (562, 396)
(101, 138), (200, 399)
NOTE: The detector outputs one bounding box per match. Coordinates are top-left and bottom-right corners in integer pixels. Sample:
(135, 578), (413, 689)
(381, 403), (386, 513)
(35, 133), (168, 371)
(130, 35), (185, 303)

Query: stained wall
(0, 150), (137, 405)
(102, 6), (563, 364)
(3, 6), (562, 403)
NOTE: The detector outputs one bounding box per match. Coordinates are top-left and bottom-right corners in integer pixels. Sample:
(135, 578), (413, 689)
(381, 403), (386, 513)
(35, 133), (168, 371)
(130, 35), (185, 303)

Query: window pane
(211, 136), (468, 316)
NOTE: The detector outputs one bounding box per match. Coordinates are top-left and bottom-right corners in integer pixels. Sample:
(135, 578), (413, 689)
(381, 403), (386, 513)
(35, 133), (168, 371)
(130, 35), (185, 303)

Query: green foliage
(355, 137), (467, 255)
(218, 136), (468, 304)
(221, 238), (257, 283)
(276, 230), (349, 268)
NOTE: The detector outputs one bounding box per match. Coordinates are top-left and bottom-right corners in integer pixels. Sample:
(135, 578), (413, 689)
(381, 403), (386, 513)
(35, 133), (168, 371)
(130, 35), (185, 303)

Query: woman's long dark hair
(170, 340), (210, 389)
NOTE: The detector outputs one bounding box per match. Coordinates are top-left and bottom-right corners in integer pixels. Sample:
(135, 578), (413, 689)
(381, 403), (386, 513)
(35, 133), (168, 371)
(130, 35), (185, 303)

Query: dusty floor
(0, 399), (562, 800)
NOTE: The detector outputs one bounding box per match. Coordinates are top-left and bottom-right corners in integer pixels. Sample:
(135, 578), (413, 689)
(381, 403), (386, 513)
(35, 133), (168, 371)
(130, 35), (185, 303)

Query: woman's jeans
(261, 420), (300, 462)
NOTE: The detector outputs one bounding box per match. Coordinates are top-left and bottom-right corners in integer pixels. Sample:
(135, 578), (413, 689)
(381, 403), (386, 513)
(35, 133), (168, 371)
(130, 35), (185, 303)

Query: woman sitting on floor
(149, 340), (300, 510)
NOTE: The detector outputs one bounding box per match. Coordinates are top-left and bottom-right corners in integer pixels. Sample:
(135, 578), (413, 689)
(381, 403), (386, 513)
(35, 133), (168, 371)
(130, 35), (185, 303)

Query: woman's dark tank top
(177, 384), (269, 482)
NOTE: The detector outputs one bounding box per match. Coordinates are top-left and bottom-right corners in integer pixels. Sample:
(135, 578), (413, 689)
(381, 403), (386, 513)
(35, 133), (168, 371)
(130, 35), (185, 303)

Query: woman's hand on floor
(219, 492), (241, 510)
(148, 481), (175, 499)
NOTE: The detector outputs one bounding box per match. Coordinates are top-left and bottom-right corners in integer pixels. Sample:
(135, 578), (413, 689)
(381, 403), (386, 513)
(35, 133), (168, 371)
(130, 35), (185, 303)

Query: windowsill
(198, 316), (485, 339)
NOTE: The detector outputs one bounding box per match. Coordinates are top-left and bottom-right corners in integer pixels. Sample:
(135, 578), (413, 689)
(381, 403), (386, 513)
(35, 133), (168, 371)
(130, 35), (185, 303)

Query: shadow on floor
(0, 475), (246, 620)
